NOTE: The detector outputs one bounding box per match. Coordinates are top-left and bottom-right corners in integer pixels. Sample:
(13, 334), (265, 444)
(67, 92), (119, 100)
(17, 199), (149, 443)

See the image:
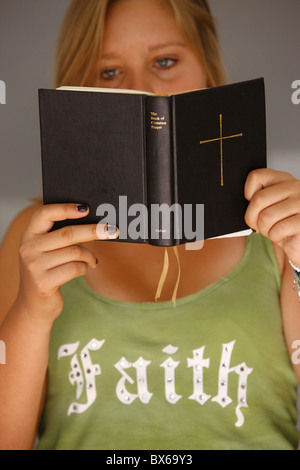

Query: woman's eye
(101, 69), (120, 80)
(155, 58), (177, 69)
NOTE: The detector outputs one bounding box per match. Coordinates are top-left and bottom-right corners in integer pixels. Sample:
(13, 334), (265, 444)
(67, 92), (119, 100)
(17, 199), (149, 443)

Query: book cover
(38, 78), (266, 246)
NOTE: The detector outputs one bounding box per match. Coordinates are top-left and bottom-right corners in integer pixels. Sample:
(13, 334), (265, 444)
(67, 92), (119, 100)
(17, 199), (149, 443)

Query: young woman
(1, 0), (300, 450)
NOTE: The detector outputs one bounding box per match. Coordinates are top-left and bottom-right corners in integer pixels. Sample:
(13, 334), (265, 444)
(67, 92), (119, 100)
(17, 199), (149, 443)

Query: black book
(38, 78), (266, 247)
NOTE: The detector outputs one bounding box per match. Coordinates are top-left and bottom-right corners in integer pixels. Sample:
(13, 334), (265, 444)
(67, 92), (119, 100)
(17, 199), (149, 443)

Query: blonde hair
(54, 0), (227, 88)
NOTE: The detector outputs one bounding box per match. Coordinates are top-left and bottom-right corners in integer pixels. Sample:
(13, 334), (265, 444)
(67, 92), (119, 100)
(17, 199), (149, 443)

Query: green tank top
(37, 234), (299, 450)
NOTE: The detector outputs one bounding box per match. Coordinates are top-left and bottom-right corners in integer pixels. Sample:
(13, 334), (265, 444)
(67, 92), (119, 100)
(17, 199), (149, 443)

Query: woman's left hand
(245, 168), (300, 266)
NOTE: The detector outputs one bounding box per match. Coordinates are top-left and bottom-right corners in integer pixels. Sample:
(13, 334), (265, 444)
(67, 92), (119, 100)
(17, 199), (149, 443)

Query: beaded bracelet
(289, 259), (300, 302)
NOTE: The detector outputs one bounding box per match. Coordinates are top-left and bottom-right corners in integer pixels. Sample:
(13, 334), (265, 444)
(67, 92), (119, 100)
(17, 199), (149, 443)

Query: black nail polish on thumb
(105, 224), (118, 235)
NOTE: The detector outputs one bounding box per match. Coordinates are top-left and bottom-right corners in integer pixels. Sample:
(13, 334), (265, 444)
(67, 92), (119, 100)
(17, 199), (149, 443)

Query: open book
(39, 78), (266, 247)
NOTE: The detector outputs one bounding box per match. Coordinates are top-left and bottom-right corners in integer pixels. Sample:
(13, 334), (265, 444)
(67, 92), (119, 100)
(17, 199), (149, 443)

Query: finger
(255, 198), (299, 238)
(96, 223), (119, 240)
(257, 196), (300, 237)
(268, 214), (300, 244)
(244, 182), (298, 232)
(245, 169), (294, 201)
(43, 261), (91, 294)
(26, 203), (90, 236)
(32, 245), (98, 272)
(32, 223), (119, 252)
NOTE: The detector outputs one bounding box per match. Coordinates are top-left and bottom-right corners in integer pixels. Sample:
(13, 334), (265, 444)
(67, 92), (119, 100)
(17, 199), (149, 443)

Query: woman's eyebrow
(100, 42), (187, 61)
(100, 52), (121, 60)
(148, 41), (187, 52)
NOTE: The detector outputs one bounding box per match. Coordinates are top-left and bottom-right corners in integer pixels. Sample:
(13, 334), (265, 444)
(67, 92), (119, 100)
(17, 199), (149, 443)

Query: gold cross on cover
(200, 114), (243, 186)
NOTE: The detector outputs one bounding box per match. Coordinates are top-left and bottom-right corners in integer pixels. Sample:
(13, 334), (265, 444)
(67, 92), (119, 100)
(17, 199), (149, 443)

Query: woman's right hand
(15, 203), (118, 325)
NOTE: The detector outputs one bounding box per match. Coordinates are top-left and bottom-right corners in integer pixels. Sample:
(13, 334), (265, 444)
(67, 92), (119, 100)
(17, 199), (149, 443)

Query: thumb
(244, 169), (293, 201)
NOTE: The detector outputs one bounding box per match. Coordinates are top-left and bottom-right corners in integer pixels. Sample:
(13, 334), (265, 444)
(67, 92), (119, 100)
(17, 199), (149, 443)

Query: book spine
(145, 95), (176, 246)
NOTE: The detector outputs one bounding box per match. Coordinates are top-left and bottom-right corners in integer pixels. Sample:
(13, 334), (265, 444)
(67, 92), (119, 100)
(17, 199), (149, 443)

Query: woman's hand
(244, 169), (300, 266)
(15, 203), (118, 325)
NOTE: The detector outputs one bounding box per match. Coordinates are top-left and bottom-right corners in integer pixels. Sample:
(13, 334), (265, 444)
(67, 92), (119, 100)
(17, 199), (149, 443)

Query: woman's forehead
(102, 0), (186, 52)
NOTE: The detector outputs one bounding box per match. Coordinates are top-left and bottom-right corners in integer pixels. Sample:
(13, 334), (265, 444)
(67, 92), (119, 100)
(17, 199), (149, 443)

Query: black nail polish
(77, 204), (89, 212)
(105, 224), (118, 235)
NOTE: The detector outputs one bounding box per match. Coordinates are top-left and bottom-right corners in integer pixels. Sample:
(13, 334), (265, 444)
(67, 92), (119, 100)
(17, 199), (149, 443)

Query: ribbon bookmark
(154, 247), (181, 306)
(155, 247), (169, 302)
(172, 246), (181, 306)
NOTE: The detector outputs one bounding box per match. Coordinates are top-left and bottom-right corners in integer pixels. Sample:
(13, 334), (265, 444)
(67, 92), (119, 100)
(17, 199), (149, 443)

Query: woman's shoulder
(0, 203), (42, 318)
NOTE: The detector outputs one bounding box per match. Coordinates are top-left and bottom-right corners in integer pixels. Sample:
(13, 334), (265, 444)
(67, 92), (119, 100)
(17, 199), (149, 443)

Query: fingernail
(77, 204), (89, 212)
(105, 224), (119, 237)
